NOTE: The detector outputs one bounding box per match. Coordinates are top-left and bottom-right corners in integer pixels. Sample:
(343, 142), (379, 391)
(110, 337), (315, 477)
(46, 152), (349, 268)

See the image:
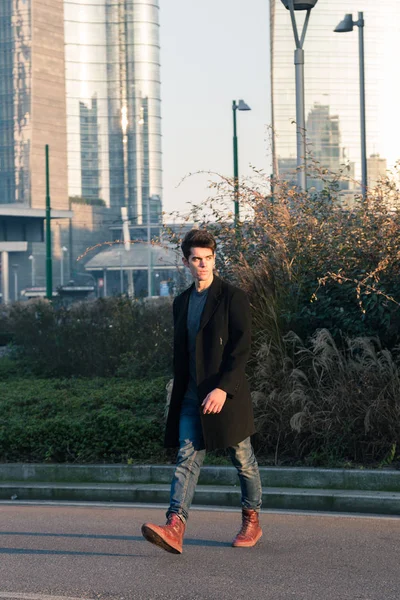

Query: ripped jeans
(167, 398), (262, 523)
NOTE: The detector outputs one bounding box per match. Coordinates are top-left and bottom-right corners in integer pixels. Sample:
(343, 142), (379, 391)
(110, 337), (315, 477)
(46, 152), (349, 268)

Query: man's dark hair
(181, 229), (217, 260)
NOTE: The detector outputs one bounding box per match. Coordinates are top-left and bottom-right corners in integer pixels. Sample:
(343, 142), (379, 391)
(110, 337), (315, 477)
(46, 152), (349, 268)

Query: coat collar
(176, 275), (223, 334)
(198, 275), (223, 331)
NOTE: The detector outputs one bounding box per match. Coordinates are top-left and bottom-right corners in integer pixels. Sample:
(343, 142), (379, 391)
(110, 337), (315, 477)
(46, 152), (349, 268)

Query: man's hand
(201, 388), (227, 415)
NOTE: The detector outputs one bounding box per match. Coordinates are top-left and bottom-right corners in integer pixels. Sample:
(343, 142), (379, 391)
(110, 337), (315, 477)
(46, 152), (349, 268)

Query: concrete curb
(0, 464), (399, 516)
(0, 482), (399, 516)
(0, 464), (399, 491)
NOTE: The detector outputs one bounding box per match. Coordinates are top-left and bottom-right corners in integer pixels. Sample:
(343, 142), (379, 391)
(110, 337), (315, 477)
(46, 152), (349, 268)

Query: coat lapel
(198, 275), (223, 332)
(175, 284), (192, 341)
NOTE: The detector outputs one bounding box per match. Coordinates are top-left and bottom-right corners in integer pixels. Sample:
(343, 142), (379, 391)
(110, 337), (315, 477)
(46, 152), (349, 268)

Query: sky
(159, 0), (272, 220)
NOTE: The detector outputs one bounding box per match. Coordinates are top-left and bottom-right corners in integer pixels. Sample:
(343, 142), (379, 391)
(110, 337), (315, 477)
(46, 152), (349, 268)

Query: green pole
(232, 100), (239, 230)
(45, 144), (53, 300)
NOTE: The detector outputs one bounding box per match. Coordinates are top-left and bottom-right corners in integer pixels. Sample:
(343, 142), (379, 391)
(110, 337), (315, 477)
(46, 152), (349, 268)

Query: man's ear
(182, 256), (189, 268)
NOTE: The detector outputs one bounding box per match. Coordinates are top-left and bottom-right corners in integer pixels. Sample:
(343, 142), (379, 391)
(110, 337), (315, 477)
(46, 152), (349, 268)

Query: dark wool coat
(164, 275), (256, 451)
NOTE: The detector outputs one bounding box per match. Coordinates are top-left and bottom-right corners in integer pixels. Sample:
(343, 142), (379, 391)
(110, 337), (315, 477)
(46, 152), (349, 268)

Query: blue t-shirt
(184, 286), (209, 404)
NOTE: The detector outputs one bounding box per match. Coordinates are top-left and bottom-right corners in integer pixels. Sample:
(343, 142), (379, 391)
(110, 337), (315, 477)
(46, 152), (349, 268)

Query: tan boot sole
(141, 524), (182, 554)
(232, 529), (263, 548)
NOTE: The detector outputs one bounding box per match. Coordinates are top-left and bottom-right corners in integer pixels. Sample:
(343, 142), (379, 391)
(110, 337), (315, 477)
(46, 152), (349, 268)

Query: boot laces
(239, 513), (253, 536)
(167, 514), (183, 531)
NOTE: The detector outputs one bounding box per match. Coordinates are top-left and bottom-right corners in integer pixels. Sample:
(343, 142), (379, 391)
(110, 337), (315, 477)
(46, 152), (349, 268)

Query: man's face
(183, 246), (215, 283)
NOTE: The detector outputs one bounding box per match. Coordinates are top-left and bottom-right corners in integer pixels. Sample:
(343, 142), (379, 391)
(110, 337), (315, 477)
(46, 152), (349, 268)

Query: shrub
(251, 329), (400, 465)
(166, 165), (400, 348)
(0, 377), (167, 463)
(5, 297), (173, 378)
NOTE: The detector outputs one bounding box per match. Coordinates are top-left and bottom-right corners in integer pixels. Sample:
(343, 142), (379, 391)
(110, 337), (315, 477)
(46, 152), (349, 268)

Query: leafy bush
(4, 297), (173, 378)
(0, 355), (27, 380)
(0, 377), (167, 463)
(167, 165), (400, 348)
(251, 329), (400, 465)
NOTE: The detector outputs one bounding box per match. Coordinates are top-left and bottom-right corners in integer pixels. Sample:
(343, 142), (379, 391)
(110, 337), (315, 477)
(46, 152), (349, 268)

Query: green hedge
(0, 376), (168, 463)
(1, 297), (173, 379)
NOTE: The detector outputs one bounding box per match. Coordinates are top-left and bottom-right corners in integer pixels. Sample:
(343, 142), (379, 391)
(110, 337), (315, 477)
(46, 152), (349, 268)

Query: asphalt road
(0, 503), (399, 600)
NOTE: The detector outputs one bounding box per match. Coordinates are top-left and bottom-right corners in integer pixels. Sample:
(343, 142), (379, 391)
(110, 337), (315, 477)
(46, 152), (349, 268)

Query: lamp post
(232, 99), (251, 229)
(45, 144), (53, 300)
(28, 254), (35, 287)
(280, 0), (319, 191)
(334, 12), (367, 200)
(147, 195), (152, 297)
(60, 246), (68, 286)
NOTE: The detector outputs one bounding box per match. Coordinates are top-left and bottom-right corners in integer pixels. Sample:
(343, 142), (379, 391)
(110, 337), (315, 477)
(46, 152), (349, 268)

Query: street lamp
(334, 12), (367, 200)
(147, 195), (152, 297)
(232, 99), (251, 228)
(28, 254), (35, 287)
(280, 0), (319, 191)
(60, 246), (68, 286)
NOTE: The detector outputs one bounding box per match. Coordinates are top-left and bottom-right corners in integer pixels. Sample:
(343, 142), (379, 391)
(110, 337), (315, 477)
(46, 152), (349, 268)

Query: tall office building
(270, 0), (399, 187)
(0, 0), (69, 208)
(64, 0), (162, 224)
(0, 0), (163, 300)
(367, 154), (387, 188)
(0, 0), (71, 303)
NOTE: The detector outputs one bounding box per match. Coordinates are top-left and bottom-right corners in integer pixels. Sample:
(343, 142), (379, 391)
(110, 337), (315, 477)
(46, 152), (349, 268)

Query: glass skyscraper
(270, 0), (400, 188)
(0, 0), (68, 209)
(0, 0), (31, 204)
(64, 0), (162, 223)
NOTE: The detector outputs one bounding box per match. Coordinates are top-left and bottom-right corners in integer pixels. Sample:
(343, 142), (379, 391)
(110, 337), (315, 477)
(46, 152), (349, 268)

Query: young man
(141, 229), (262, 553)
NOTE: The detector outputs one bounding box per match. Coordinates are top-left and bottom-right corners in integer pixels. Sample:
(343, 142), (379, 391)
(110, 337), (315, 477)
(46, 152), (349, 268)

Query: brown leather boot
(232, 508), (262, 548)
(141, 514), (185, 554)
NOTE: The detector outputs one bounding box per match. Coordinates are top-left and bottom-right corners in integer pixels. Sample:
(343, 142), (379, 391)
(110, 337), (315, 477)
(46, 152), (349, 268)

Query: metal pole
(147, 196), (152, 297)
(60, 249), (64, 286)
(68, 196), (73, 279)
(358, 12), (367, 200)
(294, 48), (306, 190)
(1, 251), (9, 304)
(104, 269), (107, 297)
(13, 267), (18, 301)
(287, 1), (311, 192)
(45, 145), (53, 299)
(119, 252), (123, 294)
(30, 255), (35, 287)
(232, 101), (239, 228)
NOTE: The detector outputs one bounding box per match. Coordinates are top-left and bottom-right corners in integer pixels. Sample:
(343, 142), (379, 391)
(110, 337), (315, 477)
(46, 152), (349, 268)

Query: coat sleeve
(216, 289), (251, 398)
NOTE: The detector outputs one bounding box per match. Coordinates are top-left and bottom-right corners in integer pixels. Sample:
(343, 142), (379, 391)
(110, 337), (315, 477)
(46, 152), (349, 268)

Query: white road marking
(0, 594), (95, 600)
